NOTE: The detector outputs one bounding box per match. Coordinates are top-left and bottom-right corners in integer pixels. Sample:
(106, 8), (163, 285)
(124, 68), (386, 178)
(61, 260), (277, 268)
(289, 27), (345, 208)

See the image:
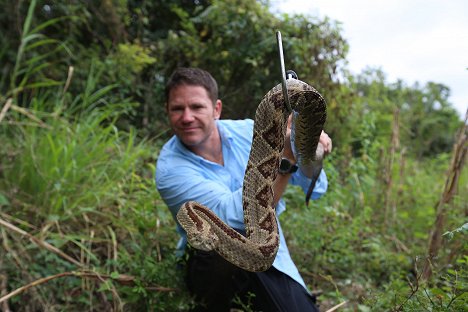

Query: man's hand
(319, 130), (332, 155)
(283, 115), (295, 162)
(284, 116), (333, 160)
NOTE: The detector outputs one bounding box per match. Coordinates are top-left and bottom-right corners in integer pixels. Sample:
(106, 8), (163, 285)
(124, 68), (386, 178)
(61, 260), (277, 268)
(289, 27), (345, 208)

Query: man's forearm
(273, 173), (291, 206)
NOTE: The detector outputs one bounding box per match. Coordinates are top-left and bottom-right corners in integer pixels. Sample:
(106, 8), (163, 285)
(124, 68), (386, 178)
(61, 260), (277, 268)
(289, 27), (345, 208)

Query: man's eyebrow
(190, 102), (206, 107)
(168, 103), (184, 109)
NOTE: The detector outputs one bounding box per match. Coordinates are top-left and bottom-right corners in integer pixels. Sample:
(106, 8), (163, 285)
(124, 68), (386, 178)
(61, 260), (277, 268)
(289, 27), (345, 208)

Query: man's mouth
(180, 127), (199, 132)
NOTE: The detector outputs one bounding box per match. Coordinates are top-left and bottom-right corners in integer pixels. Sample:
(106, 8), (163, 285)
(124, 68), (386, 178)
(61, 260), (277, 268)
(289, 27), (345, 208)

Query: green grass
(0, 85), (191, 310)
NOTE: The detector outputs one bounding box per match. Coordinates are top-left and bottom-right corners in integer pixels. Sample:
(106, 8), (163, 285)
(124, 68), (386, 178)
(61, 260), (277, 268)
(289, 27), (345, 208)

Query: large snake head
(187, 227), (219, 251)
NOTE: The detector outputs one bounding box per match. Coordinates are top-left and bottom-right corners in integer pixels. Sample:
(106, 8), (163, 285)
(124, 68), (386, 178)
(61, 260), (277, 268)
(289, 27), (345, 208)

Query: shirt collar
(217, 120), (233, 149)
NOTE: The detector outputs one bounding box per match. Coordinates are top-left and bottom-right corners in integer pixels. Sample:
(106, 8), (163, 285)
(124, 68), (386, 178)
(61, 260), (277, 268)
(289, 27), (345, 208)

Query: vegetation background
(0, 0), (466, 311)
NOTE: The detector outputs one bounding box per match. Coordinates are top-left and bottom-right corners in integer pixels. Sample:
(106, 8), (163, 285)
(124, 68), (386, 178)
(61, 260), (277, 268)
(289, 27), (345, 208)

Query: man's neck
(188, 129), (224, 166)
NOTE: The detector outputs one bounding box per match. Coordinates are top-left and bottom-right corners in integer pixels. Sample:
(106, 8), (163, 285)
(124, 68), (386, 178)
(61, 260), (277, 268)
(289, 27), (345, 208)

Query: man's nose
(181, 108), (195, 122)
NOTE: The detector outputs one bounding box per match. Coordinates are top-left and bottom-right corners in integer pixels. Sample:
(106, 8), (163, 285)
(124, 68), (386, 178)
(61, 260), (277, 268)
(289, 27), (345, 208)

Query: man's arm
(276, 120), (331, 203)
(156, 166), (246, 230)
(273, 125), (297, 205)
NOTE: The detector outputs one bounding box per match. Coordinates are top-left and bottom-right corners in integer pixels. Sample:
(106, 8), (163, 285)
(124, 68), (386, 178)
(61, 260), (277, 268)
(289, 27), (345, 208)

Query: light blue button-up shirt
(156, 119), (327, 289)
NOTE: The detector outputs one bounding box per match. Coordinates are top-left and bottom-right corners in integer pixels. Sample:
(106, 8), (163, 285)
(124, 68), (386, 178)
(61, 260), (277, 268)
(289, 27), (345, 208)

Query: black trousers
(186, 248), (319, 312)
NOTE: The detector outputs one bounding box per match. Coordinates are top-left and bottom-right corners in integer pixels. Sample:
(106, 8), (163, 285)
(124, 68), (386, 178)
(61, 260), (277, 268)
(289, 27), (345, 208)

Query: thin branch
(325, 301), (348, 312)
(62, 65), (74, 95)
(0, 216), (82, 267)
(0, 98), (13, 124)
(0, 271), (178, 304)
(93, 271), (123, 311)
(1, 228), (47, 307)
(424, 288), (436, 308)
(9, 104), (50, 129)
(395, 257), (422, 311)
(2, 120), (50, 128)
(446, 293), (460, 309)
(385, 234), (410, 254)
(0, 274), (11, 312)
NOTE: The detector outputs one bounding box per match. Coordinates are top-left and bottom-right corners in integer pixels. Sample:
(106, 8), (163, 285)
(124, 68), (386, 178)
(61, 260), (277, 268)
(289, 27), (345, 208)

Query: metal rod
(276, 31), (292, 112)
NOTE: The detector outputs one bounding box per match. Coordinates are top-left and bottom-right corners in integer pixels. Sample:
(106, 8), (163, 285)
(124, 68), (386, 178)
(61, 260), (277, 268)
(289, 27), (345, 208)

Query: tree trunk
(384, 108), (400, 226)
(422, 110), (467, 280)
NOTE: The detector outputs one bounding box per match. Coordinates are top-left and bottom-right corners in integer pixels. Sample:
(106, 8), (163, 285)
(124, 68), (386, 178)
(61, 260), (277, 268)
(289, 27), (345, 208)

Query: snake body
(177, 79), (326, 272)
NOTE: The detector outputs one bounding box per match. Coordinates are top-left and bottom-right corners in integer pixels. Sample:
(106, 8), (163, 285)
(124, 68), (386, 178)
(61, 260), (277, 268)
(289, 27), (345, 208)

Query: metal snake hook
(276, 32), (323, 207)
(276, 31), (292, 112)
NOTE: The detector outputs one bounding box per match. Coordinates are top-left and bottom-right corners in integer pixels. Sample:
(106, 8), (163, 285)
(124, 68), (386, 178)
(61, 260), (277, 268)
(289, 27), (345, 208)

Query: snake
(176, 78), (326, 272)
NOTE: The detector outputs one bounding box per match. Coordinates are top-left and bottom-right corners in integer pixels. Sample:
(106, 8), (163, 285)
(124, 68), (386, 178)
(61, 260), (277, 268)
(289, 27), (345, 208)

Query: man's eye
(170, 107), (183, 112)
(189, 104), (205, 111)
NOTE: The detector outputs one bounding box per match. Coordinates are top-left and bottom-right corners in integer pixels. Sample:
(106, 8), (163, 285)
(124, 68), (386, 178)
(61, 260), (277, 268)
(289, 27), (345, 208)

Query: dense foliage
(0, 0), (466, 311)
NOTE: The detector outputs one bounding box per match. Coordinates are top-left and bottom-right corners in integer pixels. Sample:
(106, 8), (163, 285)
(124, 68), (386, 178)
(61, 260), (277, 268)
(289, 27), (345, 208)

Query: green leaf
(0, 194), (10, 206)
(110, 271), (120, 279)
(430, 287), (446, 297)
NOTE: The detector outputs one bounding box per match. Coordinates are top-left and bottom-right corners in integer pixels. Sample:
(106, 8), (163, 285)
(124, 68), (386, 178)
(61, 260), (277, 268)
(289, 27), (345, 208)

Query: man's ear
(214, 99), (222, 119)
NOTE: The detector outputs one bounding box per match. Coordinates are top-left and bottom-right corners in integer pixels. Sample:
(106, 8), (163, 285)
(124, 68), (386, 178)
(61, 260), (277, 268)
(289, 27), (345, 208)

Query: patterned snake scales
(177, 78), (326, 272)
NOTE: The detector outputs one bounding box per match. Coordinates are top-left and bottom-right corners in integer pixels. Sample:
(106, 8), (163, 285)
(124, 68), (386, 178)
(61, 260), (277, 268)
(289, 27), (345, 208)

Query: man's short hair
(165, 67), (218, 104)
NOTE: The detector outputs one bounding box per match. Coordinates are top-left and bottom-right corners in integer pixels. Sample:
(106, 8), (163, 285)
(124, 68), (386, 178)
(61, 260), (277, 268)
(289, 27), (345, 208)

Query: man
(156, 67), (332, 311)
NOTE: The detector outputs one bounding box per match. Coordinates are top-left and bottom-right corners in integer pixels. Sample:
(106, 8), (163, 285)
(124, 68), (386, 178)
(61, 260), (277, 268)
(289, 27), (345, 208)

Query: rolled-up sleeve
(290, 168), (328, 200)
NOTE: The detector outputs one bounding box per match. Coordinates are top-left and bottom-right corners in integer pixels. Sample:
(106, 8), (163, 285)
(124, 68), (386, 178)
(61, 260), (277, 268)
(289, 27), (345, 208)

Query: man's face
(167, 84), (222, 148)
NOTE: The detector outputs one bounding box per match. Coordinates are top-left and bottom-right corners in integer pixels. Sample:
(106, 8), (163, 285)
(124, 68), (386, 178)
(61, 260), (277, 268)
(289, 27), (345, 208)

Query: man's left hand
(319, 131), (332, 155)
